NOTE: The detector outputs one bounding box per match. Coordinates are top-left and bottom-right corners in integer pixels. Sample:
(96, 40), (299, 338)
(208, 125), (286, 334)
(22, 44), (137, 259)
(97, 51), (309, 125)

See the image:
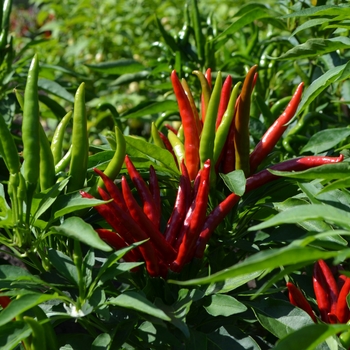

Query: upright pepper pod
(67, 82), (88, 192)
(171, 70), (200, 180)
(199, 71), (222, 168)
(234, 65), (258, 176)
(22, 54), (40, 198)
(193, 69), (211, 122)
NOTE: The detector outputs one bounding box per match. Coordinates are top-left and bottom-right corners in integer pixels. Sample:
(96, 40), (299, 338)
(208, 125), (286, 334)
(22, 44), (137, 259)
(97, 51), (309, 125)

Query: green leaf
(50, 217), (112, 252)
(38, 78), (74, 103)
(85, 59), (144, 75)
(220, 170), (246, 196)
(204, 294), (247, 317)
(251, 298), (314, 339)
(53, 195), (106, 219)
(281, 5), (349, 18)
(0, 321), (31, 350)
(278, 37), (350, 60)
(274, 323), (350, 350)
(301, 128), (350, 154)
(290, 18), (330, 37)
(112, 71), (150, 86)
(169, 245), (341, 286)
(269, 162), (350, 180)
(125, 136), (179, 174)
(108, 291), (171, 321)
(0, 265), (33, 280)
(32, 178), (70, 223)
(87, 150), (115, 170)
(0, 293), (59, 327)
(48, 249), (78, 285)
(91, 333), (112, 349)
(319, 176), (350, 194)
(214, 6), (274, 50)
(121, 100), (178, 120)
(250, 204), (350, 231)
(295, 61), (350, 117)
(205, 271), (264, 295)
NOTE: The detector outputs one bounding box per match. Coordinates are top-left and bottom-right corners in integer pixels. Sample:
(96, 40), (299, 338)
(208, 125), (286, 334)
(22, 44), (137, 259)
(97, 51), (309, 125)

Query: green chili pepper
(22, 54), (40, 215)
(0, 115), (20, 175)
(0, 0), (12, 51)
(234, 65), (257, 176)
(50, 110), (72, 165)
(39, 124), (56, 191)
(199, 71), (222, 168)
(23, 316), (47, 350)
(213, 81), (241, 165)
(97, 126), (126, 189)
(168, 129), (185, 166)
(55, 145), (72, 174)
(67, 82), (88, 193)
(193, 70), (211, 120)
(14, 88), (24, 110)
(151, 122), (166, 149)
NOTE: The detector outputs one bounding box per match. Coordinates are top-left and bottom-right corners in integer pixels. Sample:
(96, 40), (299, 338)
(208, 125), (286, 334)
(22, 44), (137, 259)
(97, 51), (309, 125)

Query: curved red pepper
(250, 82), (304, 174)
(287, 282), (317, 322)
(171, 160), (211, 272)
(336, 276), (350, 324)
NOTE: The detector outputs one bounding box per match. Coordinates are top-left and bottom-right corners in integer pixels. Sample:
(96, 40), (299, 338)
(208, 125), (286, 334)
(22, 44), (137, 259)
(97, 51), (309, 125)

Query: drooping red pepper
(81, 190), (160, 276)
(195, 154), (344, 258)
(249, 82), (304, 174)
(336, 276), (350, 324)
(316, 260), (339, 317)
(158, 130), (178, 165)
(95, 228), (139, 263)
(164, 161), (192, 246)
(149, 165), (161, 229)
(121, 176), (177, 264)
(171, 160), (211, 272)
(171, 70), (200, 180)
(124, 155), (159, 227)
(313, 261), (332, 323)
(287, 282), (317, 322)
(93, 168), (127, 212)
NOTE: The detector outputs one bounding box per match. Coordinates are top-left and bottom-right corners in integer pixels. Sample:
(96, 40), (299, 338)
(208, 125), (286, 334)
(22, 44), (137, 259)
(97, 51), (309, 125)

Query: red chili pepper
(124, 155), (159, 227)
(316, 260), (339, 315)
(0, 296), (11, 309)
(249, 82), (304, 174)
(194, 192), (240, 258)
(195, 154), (344, 258)
(171, 70), (200, 181)
(158, 130), (178, 165)
(149, 165), (161, 229)
(181, 78), (202, 135)
(215, 75), (232, 129)
(95, 228), (139, 263)
(338, 274), (348, 291)
(164, 123), (178, 135)
(171, 160), (211, 272)
(336, 276), (350, 324)
(121, 176), (176, 264)
(287, 282), (317, 322)
(313, 261), (331, 323)
(81, 190), (159, 276)
(93, 168), (127, 212)
(245, 155), (344, 193)
(164, 161), (192, 246)
(221, 107), (237, 174)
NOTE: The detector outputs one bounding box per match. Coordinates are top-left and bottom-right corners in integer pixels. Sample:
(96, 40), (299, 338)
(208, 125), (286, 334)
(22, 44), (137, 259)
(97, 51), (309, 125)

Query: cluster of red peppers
(82, 67), (344, 277)
(287, 260), (350, 347)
